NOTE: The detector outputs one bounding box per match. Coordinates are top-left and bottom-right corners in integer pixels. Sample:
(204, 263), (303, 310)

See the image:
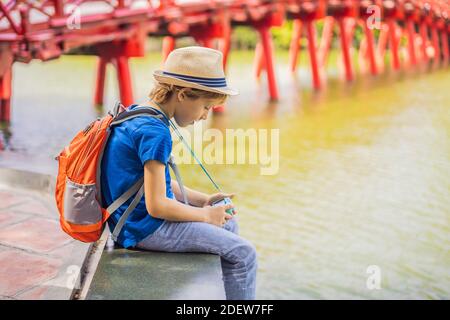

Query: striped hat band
(162, 71), (227, 88)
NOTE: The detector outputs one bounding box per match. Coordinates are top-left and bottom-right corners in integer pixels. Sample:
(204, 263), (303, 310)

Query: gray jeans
(135, 217), (257, 300)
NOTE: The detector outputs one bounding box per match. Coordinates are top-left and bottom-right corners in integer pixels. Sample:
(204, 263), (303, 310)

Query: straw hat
(153, 46), (239, 96)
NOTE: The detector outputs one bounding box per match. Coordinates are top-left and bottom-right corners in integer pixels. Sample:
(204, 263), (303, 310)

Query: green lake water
(1, 50), (449, 299)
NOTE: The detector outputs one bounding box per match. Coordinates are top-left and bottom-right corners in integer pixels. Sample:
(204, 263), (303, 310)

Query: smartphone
(211, 197), (235, 215)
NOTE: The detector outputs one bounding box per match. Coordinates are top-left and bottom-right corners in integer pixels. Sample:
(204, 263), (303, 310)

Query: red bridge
(0, 1), (448, 122)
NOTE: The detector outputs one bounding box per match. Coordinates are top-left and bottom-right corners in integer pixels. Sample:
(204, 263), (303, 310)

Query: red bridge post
(318, 16), (335, 69)
(305, 20), (321, 89)
(254, 42), (265, 80)
(289, 19), (303, 73)
(162, 36), (176, 63)
(93, 33), (146, 109)
(404, 0), (421, 66)
(219, 10), (232, 72)
(406, 19), (418, 65)
(94, 57), (108, 107)
(327, 0), (357, 82)
(441, 28), (449, 66)
(190, 12), (232, 112)
(289, 0), (327, 89)
(52, 0), (64, 17)
(431, 24), (441, 66)
(359, 0), (382, 76)
(338, 17), (354, 81)
(0, 67), (12, 122)
(114, 56), (133, 108)
(256, 25), (279, 100)
(388, 19), (401, 70)
(419, 21), (429, 63)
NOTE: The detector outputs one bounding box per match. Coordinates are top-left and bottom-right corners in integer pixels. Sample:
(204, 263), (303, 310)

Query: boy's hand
(203, 204), (235, 227)
(203, 193), (238, 214)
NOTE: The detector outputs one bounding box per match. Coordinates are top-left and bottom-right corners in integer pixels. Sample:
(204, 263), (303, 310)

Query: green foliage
(231, 19), (368, 51)
(231, 26), (259, 50)
(271, 20), (294, 50)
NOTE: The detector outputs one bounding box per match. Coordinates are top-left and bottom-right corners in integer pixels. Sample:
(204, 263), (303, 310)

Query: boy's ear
(177, 88), (186, 102)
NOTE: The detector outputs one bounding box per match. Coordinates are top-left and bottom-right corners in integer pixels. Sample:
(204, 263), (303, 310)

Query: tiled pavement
(0, 166), (226, 300)
(0, 187), (91, 300)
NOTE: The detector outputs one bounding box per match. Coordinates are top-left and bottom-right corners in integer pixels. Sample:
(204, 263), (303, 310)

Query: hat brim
(153, 70), (239, 96)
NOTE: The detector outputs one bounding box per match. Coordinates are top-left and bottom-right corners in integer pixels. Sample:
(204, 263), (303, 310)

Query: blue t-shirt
(100, 104), (173, 248)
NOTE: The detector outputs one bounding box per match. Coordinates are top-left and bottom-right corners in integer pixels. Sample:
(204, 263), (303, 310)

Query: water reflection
(0, 121), (12, 151)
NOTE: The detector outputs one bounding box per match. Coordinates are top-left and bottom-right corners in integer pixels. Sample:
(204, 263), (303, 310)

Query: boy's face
(174, 89), (222, 127)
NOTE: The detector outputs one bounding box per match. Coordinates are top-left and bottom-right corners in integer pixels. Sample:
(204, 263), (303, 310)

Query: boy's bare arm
(171, 176), (238, 214)
(143, 160), (233, 226)
(170, 180), (208, 207)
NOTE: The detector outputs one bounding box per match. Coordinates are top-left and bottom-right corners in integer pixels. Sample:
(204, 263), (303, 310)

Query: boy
(101, 46), (257, 300)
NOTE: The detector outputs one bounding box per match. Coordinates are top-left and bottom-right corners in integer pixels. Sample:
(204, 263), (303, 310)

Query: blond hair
(148, 82), (227, 105)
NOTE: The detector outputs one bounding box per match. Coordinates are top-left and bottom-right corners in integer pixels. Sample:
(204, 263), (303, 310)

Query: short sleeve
(129, 119), (172, 166)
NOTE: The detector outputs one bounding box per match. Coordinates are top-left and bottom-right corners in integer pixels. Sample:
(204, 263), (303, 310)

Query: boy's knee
(246, 242), (257, 263)
(232, 240), (257, 265)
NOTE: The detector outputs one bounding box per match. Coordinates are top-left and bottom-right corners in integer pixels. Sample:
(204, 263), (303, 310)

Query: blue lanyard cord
(147, 100), (222, 192)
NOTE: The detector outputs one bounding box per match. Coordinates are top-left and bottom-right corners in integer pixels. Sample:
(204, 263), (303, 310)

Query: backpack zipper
(71, 119), (99, 175)
(75, 118), (104, 179)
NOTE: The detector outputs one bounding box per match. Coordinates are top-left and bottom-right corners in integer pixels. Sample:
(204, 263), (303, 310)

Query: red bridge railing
(0, 0), (448, 122)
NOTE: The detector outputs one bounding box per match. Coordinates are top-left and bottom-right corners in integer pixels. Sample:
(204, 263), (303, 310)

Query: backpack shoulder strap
(168, 155), (189, 205)
(108, 154), (189, 243)
(110, 179), (145, 242)
(106, 176), (144, 214)
(110, 107), (164, 127)
(106, 176), (144, 243)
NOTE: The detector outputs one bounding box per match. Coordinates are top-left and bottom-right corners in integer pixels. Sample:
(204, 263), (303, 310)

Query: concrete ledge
(0, 167), (55, 194)
(86, 248), (226, 300)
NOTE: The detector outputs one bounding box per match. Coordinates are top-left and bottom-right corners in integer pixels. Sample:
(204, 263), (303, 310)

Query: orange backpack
(54, 102), (188, 243)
